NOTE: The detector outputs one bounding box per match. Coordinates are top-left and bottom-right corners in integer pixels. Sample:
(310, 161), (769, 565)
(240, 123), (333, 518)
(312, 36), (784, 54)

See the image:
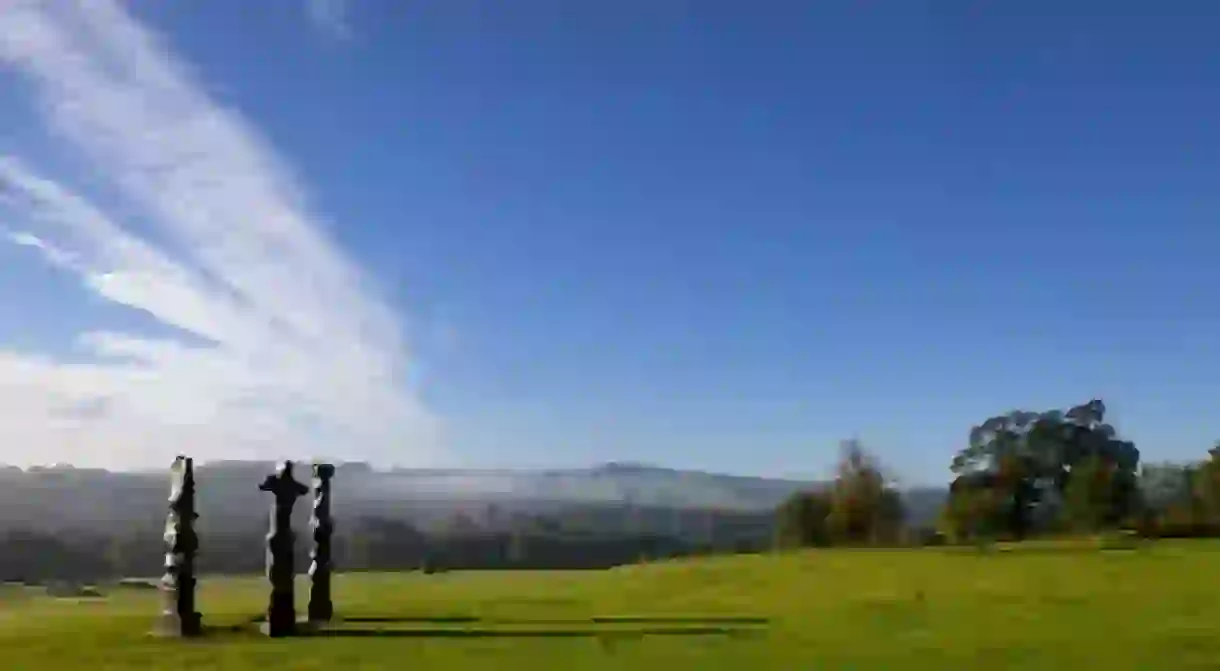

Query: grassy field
(4, 541), (1220, 669)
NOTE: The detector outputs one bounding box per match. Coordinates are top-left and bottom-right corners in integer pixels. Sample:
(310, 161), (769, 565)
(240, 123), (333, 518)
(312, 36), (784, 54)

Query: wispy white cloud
(0, 0), (439, 469)
(305, 0), (352, 40)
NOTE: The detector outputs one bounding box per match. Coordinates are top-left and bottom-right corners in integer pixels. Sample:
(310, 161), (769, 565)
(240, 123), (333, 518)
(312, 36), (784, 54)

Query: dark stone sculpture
(307, 463), (335, 623)
(155, 455), (202, 637)
(259, 461), (309, 637)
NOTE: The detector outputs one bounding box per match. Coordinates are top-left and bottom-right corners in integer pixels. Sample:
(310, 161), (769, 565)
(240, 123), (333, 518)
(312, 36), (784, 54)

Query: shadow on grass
(202, 623), (259, 636)
(338, 615), (480, 624)
(591, 616), (768, 625)
(226, 614), (770, 641)
(338, 615), (769, 626)
(310, 626), (762, 639)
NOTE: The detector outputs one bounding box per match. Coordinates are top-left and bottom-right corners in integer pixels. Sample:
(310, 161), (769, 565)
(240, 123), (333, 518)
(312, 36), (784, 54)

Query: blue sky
(0, 1), (1218, 484)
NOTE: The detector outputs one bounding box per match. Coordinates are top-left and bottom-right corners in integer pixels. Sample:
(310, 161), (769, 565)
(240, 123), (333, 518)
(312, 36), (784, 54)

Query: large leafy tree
(940, 471), (1005, 541)
(947, 399), (1139, 538)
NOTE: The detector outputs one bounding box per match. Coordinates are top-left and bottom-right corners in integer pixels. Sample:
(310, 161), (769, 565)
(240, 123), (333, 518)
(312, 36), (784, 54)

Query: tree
(1060, 455), (1114, 531)
(774, 488), (833, 549)
(1189, 444), (1220, 526)
(1128, 446), (1220, 538)
(947, 399), (1139, 539)
(825, 440), (906, 545)
(1139, 462), (1195, 516)
(939, 472), (1004, 542)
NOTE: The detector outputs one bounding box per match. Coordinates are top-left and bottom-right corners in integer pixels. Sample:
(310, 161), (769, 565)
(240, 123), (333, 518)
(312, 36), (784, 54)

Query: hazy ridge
(0, 461), (947, 532)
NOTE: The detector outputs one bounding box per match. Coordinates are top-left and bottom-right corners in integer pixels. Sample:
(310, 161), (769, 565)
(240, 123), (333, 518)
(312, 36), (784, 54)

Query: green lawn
(4, 542), (1220, 669)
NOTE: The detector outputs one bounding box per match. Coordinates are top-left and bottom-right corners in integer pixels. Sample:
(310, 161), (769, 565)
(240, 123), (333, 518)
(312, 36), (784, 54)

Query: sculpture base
(307, 606), (334, 623)
(259, 620), (296, 638)
(258, 617), (333, 637)
(151, 612), (203, 638)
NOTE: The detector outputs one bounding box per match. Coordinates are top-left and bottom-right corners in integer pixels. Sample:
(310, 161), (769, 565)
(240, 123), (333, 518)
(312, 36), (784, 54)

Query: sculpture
(155, 455), (202, 637)
(307, 463), (335, 623)
(259, 461), (309, 637)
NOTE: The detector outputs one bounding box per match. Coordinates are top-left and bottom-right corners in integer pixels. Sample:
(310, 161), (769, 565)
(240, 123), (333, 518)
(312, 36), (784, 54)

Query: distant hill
(370, 461), (818, 509)
(0, 461), (947, 531)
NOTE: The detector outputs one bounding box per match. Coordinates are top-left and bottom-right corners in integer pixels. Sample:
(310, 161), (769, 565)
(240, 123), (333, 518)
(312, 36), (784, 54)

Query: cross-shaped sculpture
(259, 461), (309, 637)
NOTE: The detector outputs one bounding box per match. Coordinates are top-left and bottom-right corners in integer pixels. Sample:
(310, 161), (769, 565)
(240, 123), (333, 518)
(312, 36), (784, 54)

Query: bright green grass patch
(4, 542), (1220, 669)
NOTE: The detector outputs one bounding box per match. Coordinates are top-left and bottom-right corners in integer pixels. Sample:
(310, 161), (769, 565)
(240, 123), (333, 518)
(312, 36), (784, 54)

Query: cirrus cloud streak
(0, 0), (439, 469)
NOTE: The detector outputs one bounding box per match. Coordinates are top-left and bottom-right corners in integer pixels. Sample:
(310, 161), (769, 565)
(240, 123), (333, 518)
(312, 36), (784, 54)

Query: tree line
(0, 503), (774, 584)
(775, 398), (1220, 548)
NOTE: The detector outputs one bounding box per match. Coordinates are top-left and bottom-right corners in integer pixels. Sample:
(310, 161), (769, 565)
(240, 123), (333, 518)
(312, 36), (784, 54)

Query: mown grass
(4, 541), (1220, 669)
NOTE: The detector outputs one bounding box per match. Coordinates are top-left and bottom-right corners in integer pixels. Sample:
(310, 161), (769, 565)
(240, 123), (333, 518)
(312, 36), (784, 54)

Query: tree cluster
(775, 398), (1220, 549)
(774, 440), (907, 548)
(1131, 447), (1220, 538)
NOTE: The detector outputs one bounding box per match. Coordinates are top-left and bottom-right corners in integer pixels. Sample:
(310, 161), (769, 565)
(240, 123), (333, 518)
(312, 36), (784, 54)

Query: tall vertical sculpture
(155, 455), (202, 637)
(259, 461), (309, 637)
(307, 463), (336, 624)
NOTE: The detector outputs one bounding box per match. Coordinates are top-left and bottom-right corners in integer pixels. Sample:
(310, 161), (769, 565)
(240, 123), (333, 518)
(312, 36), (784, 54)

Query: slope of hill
(5, 543), (1220, 668)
